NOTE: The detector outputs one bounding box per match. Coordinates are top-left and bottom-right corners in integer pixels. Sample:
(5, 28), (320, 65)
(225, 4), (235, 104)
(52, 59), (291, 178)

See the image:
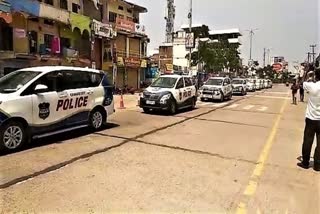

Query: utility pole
(165, 0), (175, 43)
(310, 44), (316, 63)
(307, 52), (312, 63)
(188, 0), (192, 74)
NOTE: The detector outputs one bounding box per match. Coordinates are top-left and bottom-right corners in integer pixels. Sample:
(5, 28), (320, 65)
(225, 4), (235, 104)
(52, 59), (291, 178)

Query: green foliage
(186, 39), (241, 73)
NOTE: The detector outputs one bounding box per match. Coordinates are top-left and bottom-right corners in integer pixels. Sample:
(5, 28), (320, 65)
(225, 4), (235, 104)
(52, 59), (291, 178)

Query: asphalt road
(0, 84), (319, 213)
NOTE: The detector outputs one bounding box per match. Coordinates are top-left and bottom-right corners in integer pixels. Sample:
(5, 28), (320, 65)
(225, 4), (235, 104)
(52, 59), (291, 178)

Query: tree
(187, 39), (241, 73)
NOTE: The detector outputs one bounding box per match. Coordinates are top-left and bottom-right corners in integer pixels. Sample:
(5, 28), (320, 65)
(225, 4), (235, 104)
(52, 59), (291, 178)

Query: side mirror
(34, 84), (48, 94)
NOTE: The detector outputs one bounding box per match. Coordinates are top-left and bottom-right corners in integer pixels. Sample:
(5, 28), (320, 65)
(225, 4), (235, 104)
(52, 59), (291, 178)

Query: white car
(0, 66), (114, 151)
(139, 75), (197, 114)
(232, 78), (247, 95)
(256, 79), (263, 90)
(247, 79), (256, 92)
(199, 77), (233, 102)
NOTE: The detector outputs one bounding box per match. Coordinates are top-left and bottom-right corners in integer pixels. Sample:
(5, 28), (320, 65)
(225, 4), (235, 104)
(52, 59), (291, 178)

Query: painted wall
(108, 0), (134, 19)
(12, 13), (28, 53)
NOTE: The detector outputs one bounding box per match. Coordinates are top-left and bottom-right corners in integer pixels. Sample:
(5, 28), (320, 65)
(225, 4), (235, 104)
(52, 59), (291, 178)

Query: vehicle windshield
(206, 79), (223, 86)
(151, 77), (178, 88)
(0, 70), (41, 94)
(232, 79), (244, 84)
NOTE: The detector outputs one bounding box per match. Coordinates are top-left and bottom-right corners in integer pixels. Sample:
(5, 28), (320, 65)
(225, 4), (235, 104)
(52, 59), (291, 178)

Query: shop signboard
(116, 17), (135, 33)
(125, 57), (140, 68)
(92, 20), (114, 38)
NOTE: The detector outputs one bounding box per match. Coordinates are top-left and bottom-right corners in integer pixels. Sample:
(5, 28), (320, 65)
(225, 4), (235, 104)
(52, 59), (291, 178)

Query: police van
(139, 75), (197, 114)
(0, 66), (114, 151)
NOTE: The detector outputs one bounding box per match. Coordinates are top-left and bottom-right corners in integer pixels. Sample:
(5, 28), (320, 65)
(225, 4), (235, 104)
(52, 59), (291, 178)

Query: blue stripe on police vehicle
(0, 66), (115, 152)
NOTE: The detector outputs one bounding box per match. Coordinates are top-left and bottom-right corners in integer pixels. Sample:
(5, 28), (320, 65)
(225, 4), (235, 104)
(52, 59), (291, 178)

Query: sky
(131, 0), (319, 67)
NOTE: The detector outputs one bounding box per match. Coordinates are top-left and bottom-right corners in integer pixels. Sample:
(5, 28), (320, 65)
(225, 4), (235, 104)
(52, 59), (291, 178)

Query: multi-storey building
(0, 0), (149, 89)
(106, 0), (149, 89)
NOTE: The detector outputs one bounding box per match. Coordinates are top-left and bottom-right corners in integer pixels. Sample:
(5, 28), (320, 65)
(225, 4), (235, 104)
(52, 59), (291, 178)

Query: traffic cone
(118, 94), (126, 109)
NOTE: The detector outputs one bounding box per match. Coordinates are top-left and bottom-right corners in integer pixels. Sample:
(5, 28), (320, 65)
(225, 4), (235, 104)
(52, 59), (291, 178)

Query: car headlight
(160, 94), (171, 104)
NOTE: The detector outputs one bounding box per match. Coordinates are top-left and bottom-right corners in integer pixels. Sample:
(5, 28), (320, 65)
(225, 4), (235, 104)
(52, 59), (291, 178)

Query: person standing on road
(299, 82), (305, 102)
(297, 69), (320, 172)
(291, 82), (298, 105)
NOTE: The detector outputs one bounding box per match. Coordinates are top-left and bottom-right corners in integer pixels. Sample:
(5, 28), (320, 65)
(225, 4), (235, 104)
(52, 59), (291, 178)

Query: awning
(70, 13), (91, 35)
(7, 0), (40, 17)
(0, 11), (12, 23)
(0, 0), (11, 13)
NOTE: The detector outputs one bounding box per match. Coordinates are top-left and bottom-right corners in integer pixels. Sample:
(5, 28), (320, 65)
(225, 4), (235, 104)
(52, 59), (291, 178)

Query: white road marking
(227, 104), (239, 109)
(243, 105), (255, 110)
(257, 106), (268, 112)
(255, 95), (291, 100)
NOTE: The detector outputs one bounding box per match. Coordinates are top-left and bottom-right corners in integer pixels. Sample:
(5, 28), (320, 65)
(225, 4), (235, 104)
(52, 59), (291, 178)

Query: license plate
(203, 94), (212, 98)
(146, 100), (155, 105)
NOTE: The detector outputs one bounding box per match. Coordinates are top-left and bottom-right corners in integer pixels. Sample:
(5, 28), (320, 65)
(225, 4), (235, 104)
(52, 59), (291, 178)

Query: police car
(199, 77), (233, 102)
(232, 78), (247, 95)
(139, 75), (197, 114)
(0, 66), (114, 151)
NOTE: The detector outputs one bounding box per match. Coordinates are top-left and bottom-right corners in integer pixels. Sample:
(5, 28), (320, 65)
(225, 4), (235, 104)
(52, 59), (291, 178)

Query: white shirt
(304, 81), (320, 120)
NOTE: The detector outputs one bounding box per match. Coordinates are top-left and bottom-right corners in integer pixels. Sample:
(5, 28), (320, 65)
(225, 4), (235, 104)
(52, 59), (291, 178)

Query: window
(58, 70), (91, 91)
(118, 14), (124, 19)
(0, 70), (41, 94)
(176, 78), (184, 89)
(44, 34), (54, 49)
(127, 17), (133, 22)
(109, 12), (117, 22)
(44, 19), (54, 26)
(44, 0), (54, 6)
(127, 9), (132, 13)
(89, 73), (103, 87)
(184, 77), (192, 87)
(118, 6), (124, 10)
(72, 3), (80, 13)
(60, 0), (68, 10)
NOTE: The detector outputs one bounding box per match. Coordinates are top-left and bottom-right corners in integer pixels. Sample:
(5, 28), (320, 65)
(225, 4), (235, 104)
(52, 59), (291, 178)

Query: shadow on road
(0, 123), (120, 157)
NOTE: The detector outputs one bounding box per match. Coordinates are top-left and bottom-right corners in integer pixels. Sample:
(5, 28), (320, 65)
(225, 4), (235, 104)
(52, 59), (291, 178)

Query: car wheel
(168, 99), (177, 115)
(0, 121), (26, 152)
(143, 108), (151, 113)
(89, 109), (105, 130)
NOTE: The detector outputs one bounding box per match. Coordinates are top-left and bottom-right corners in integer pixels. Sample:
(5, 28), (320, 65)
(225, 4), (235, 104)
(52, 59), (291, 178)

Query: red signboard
(273, 63), (283, 72)
(125, 57), (140, 68)
(116, 17), (135, 32)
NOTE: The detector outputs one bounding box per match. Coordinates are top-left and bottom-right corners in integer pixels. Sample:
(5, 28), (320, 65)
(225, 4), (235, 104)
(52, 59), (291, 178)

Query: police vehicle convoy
(199, 77), (233, 102)
(0, 66), (114, 151)
(139, 75), (197, 114)
(232, 78), (247, 96)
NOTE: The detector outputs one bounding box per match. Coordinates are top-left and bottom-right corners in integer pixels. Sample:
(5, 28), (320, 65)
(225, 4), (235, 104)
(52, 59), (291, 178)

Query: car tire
(89, 109), (105, 131)
(0, 121), (27, 152)
(168, 99), (177, 115)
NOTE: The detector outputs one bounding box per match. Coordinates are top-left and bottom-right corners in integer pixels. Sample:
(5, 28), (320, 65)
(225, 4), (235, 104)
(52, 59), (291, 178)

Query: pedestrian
(299, 82), (304, 102)
(291, 82), (298, 105)
(297, 69), (320, 171)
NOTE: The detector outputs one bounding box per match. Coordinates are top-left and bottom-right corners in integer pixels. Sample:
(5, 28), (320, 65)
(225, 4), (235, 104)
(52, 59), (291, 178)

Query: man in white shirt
(298, 69), (320, 171)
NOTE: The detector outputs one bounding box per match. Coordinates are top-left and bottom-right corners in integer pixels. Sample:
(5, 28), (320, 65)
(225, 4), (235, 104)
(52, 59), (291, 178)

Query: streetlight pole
(188, 0), (192, 74)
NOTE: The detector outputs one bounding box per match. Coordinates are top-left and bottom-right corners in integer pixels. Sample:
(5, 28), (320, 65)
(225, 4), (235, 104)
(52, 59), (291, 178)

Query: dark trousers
(302, 118), (320, 166)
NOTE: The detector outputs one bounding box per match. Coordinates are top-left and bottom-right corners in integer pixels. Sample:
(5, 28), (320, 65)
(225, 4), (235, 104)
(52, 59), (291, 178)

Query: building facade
(0, 0), (149, 89)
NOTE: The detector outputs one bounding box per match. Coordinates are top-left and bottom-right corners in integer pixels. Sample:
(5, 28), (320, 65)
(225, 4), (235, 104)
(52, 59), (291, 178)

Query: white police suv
(0, 66), (114, 151)
(199, 77), (233, 102)
(232, 78), (247, 95)
(139, 75), (197, 114)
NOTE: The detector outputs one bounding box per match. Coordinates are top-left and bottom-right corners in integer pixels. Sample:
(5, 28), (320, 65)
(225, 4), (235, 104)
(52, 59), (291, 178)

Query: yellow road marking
(236, 99), (288, 214)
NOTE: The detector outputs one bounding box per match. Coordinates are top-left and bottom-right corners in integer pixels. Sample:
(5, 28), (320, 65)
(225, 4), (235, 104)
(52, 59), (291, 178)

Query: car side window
(184, 77), (192, 87)
(88, 73), (103, 87)
(176, 78), (184, 89)
(21, 71), (59, 96)
(58, 70), (90, 91)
